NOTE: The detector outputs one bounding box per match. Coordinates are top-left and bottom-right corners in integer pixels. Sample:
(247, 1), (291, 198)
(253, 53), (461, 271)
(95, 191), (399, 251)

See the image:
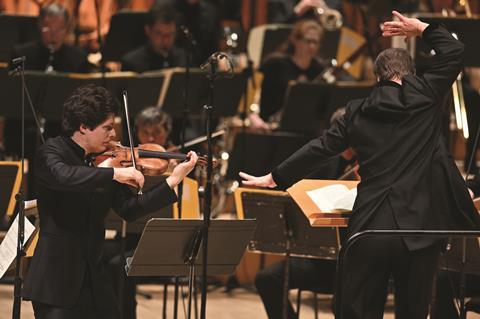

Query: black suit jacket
(272, 24), (480, 250)
(11, 40), (91, 73)
(121, 45), (187, 73)
(22, 136), (178, 308)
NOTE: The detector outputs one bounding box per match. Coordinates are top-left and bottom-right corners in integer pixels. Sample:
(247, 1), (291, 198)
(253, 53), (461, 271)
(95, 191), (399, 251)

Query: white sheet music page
(306, 184), (357, 213)
(0, 212), (35, 279)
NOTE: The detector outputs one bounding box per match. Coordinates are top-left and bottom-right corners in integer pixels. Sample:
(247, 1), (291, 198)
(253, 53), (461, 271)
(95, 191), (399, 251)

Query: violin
(94, 141), (210, 176)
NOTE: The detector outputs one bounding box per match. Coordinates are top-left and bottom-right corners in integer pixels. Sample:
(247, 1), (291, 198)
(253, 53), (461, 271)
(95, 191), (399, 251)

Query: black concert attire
(255, 155), (352, 319)
(22, 136), (178, 319)
(269, 24), (480, 319)
(259, 53), (324, 122)
(121, 45), (187, 73)
(10, 40), (92, 73)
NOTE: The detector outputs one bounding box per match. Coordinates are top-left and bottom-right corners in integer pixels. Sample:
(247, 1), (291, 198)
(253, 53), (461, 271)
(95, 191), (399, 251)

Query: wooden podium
(287, 179), (359, 227)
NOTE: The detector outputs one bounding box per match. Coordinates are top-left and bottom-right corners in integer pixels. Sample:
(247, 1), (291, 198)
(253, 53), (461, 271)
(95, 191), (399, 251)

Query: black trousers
(255, 257), (336, 319)
(340, 203), (441, 319)
(31, 274), (119, 319)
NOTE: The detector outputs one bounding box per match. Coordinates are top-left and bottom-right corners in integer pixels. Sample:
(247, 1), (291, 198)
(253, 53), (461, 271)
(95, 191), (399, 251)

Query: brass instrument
(314, 0), (343, 31)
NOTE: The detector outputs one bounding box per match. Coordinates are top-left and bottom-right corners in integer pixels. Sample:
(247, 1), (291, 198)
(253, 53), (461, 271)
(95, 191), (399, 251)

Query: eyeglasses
(41, 26), (67, 36)
(300, 37), (320, 46)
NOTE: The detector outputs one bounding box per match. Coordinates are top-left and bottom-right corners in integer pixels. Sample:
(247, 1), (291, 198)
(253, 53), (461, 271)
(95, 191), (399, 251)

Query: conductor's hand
(166, 151), (198, 189)
(113, 167), (145, 189)
(381, 11), (429, 38)
(239, 172), (277, 188)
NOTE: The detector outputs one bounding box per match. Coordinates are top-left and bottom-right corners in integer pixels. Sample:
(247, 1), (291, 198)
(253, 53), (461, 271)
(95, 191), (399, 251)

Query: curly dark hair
(61, 84), (119, 136)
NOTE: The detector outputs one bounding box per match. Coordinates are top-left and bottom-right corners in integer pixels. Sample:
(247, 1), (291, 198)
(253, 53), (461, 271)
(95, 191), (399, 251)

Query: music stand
(235, 187), (342, 259)
(411, 15), (480, 68)
(0, 162), (22, 220)
(103, 11), (148, 62)
(126, 218), (256, 276)
(279, 81), (373, 135)
(234, 187), (341, 319)
(0, 14), (40, 62)
(226, 131), (310, 181)
(159, 68), (246, 118)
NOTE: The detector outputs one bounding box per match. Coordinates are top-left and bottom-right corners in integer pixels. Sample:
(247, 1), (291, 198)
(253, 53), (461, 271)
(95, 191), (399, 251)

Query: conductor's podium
(234, 180), (359, 260)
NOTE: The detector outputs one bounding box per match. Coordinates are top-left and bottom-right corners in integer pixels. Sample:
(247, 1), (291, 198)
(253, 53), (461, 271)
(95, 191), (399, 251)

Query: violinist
(22, 84), (198, 319)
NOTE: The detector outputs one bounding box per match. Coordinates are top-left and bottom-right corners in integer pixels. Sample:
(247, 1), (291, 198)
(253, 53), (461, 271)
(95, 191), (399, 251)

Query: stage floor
(1, 284), (479, 318)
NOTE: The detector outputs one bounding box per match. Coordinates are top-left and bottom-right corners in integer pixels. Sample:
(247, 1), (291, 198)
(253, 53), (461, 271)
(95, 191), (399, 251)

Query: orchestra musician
(121, 3), (187, 73)
(249, 18), (325, 131)
(22, 84), (198, 319)
(240, 12), (480, 319)
(9, 3), (92, 73)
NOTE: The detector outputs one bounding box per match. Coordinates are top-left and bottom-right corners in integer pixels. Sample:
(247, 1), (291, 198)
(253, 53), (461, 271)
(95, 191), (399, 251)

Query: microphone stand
(174, 25), (197, 319)
(199, 57), (218, 319)
(11, 56), (44, 319)
(198, 51), (233, 319)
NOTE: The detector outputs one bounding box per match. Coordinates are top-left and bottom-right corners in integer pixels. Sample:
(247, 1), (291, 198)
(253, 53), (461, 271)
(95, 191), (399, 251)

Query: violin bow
(122, 90), (143, 195)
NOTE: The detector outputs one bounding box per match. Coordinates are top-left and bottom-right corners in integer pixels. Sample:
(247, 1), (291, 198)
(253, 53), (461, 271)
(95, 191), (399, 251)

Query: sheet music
(306, 184), (357, 213)
(0, 213), (35, 279)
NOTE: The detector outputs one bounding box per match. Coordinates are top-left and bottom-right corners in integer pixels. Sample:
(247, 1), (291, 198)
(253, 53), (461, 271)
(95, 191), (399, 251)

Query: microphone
(200, 52), (235, 78)
(179, 25), (197, 48)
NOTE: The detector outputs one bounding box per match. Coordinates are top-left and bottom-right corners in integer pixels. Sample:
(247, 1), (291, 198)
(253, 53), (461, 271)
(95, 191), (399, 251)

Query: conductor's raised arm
(383, 11), (464, 101)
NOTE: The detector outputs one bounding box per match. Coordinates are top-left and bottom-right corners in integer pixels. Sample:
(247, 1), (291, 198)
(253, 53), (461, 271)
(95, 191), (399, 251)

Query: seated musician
(121, 3), (186, 73)
(22, 84), (197, 319)
(9, 3), (92, 73)
(249, 18), (325, 131)
(103, 105), (174, 319)
(255, 108), (356, 319)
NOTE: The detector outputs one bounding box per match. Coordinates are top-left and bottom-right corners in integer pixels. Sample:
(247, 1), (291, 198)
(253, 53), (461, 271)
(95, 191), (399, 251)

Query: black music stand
(103, 11), (148, 62)
(279, 81), (374, 135)
(0, 14), (40, 62)
(413, 15), (480, 68)
(126, 218), (256, 276)
(240, 191), (340, 260)
(238, 189), (341, 319)
(0, 71), (163, 120)
(160, 68), (246, 118)
(226, 131), (310, 180)
(440, 238), (480, 276)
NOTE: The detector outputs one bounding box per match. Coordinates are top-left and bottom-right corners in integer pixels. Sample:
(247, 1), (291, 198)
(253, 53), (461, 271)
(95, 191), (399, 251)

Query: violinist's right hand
(113, 167), (145, 189)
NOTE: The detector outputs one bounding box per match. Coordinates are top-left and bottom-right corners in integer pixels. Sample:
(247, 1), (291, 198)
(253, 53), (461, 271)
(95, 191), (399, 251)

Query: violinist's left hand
(166, 151), (198, 189)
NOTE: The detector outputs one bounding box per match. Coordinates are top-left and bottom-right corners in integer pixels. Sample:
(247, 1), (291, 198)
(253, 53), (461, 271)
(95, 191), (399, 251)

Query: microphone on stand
(200, 52), (235, 77)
